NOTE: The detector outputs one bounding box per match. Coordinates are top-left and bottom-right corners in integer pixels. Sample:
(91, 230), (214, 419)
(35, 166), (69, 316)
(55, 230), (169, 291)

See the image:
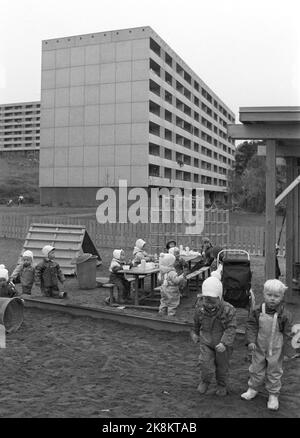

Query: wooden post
(265, 140), (276, 279)
(285, 158), (294, 302)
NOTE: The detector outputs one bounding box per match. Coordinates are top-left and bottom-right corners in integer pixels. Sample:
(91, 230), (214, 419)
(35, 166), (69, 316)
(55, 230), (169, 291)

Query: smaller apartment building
(0, 101), (40, 152)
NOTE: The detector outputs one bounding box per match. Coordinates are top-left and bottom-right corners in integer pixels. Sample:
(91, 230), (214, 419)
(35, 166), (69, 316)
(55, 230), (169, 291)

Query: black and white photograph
(0, 0), (299, 422)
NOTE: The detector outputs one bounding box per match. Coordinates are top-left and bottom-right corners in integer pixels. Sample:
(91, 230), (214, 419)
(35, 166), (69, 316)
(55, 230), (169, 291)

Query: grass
(0, 155), (39, 204)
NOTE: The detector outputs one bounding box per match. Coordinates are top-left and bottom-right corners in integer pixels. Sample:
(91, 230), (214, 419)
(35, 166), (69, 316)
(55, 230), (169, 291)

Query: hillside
(0, 153), (39, 204)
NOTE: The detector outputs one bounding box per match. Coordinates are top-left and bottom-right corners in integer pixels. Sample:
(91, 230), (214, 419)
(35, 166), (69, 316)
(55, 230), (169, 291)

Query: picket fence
(0, 212), (285, 257)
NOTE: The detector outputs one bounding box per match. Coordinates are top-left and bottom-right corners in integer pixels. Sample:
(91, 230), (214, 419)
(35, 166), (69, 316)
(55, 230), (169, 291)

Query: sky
(0, 0), (299, 119)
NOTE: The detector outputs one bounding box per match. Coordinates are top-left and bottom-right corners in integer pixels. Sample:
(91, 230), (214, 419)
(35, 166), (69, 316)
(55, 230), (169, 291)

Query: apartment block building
(0, 101), (40, 152)
(39, 26), (235, 206)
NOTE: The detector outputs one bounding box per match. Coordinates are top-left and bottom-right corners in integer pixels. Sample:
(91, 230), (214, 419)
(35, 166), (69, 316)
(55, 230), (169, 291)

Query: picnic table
(180, 253), (202, 270)
(120, 267), (160, 306)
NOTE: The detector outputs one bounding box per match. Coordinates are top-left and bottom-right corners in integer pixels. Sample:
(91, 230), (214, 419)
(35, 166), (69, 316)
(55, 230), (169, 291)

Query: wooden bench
(97, 275), (141, 305)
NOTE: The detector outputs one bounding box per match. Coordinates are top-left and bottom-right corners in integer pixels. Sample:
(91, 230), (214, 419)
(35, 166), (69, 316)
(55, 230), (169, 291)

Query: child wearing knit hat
(132, 239), (156, 266)
(35, 245), (66, 298)
(158, 253), (186, 317)
(108, 249), (132, 304)
(10, 250), (35, 295)
(191, 275), (237, 396)
(0, 264), (18, 298)
(241, 279), (294, 411)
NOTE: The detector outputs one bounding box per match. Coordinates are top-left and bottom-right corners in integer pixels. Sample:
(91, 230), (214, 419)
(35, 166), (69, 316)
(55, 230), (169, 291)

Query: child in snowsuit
(10, 250), (35, 295)
(241, 279), (294, 411)
(169, 247), (189, 296)
(132, 239), (155, 266)
(191, 276), (237, 396)
(0, 264), (18, 298)
(35, 245), (66, 298)
(109, 249), (132, 304)
(158, 253), (186, 317)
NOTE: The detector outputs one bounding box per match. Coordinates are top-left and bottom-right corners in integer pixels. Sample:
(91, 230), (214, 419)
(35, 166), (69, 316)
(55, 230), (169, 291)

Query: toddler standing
(158, 253), (186, 317)
(35, 245), (66, 298)
(191, 276), (237, 396)
(241, 279), (294, 410)
(10, 250), (35, 295)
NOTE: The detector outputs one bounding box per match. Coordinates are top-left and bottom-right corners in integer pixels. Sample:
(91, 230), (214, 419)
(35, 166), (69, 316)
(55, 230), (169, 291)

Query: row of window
(149, 39), (234, 122)
(2, 130), (40, 135)
(2, 138), (40, 142)
(149, 80), (234, 147)
(149, 98), (230, 146)
(148, 163), (227, 186)
(148, 143), (231, 173)
(149, 121), (233, 163)
(3, 143), (40, 148)
(1, 118), (40, 124)
(1, 104), (40, 110)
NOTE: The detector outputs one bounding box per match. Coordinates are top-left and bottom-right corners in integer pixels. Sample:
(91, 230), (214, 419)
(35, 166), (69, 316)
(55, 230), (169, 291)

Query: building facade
(0, 101), (40, 152)
(39, 26), (235, 206)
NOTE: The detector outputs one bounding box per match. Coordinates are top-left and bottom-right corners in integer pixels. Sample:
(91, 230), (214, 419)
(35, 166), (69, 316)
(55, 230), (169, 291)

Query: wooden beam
(265, 140), (276, 279)
(275, 175), (300, 206)
(227, 124), (300, 140)
(258, 144), (300, 157)
(286, 158), (294, 302)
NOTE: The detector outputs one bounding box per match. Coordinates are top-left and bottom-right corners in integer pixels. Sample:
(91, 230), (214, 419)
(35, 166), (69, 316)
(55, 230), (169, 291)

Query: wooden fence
(0, 212), (285, 257)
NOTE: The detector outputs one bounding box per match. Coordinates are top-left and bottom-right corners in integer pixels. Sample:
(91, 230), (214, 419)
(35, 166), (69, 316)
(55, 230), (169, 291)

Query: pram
(217, 249), (255, 311)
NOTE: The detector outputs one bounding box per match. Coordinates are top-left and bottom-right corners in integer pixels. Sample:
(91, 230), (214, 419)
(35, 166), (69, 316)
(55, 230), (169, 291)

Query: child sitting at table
(158, 253), (186, 317)
(10, 250), (35, 295)
(132, 239), (155, 266)
(165, 240), (177, 252)
(169, 247), (189, 296)
(0, 264), (19, 298)
(109, 249), (132, 304)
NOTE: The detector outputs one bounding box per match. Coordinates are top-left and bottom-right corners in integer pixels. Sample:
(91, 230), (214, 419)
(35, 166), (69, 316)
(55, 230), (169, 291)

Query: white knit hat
(159, 253), (175, 268)
(202, 276), (223, 298)
(42, 245), (55, 258)
(0, 264), (8, 281)
(23, 250), (33, 259)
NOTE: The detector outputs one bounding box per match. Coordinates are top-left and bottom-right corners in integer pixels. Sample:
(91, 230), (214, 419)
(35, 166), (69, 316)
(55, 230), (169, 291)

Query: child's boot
(197, 381), (208, 394)
(241, 387), (258, 400)
(267, 394), (279, 411)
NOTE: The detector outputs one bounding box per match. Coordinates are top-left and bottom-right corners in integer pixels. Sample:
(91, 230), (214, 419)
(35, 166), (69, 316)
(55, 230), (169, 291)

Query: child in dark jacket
(109, 249), (131, 304)
(0, 264), (18, 298)
(169, 247), (189, 296)
(191, 275), (237, 396)
(35, 245), (66, 298)
(241, 279), (294, 411)
(10, 250), (35, 295)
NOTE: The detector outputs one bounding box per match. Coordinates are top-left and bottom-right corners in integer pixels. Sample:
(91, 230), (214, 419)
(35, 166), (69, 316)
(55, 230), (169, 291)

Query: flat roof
(239, 106), (300, 124)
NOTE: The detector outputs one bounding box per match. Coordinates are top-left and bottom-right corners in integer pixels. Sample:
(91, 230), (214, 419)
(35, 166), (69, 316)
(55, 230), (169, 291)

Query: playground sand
(0, 308), (299, 418)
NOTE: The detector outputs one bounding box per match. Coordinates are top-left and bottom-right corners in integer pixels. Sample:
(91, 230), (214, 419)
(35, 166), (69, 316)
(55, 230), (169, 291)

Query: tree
(228, 141), (287, 214)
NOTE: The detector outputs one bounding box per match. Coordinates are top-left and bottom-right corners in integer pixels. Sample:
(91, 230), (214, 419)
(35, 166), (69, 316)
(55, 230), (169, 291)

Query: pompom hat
(202, 276), (223, 299)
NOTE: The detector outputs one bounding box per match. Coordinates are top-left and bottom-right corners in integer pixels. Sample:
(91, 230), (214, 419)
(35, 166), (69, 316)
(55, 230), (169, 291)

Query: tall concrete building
(40, 26), (235, 206)
(0, 101), (40, 152)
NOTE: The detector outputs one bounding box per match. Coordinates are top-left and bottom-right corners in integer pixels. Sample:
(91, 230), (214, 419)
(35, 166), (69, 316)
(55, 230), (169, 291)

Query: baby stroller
(217, 249), (255, 312)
